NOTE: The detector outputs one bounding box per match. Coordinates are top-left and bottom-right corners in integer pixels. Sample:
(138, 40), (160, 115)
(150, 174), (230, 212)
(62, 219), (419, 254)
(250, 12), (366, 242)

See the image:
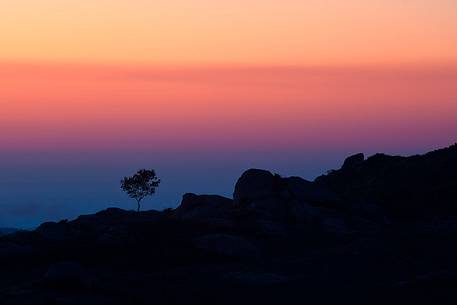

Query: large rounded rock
(233, 169), (279, 205)
(342, 153), (365, 170)
(36, 220), (72, 241)
(233, 169), (341, 226)
(173, 193), (234, 226)
(176, 193), (233, 214)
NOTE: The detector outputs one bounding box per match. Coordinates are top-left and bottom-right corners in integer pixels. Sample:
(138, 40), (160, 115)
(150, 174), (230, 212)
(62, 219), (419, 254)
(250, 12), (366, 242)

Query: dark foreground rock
(0, 144), (457, 305)
(193, 234), (259, 258)
(44, 261), (94, 289)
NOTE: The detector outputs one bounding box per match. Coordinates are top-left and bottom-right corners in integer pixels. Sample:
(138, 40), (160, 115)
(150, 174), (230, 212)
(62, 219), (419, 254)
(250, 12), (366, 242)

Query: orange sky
(1, 63), (456, 152)
(1, 1), (456, 152)
(1, 0), (457, 66)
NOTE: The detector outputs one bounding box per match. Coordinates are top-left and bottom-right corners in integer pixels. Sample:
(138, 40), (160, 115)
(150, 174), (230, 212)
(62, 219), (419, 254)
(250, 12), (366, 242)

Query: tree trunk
(137, 200), (141, 212)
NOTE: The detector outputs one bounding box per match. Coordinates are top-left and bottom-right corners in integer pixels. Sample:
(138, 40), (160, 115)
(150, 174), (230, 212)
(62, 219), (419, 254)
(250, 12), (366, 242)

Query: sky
(0, 0), (457, 228)
(1, 0), (457, 65)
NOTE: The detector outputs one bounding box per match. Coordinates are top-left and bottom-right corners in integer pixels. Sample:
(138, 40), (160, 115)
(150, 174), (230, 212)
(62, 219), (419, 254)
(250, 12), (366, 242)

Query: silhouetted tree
(121, 169), (160, 212)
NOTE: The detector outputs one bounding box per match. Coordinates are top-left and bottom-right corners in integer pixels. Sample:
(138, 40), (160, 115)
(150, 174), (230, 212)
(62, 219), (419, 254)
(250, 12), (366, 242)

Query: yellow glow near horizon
(1, 0), (457, 65)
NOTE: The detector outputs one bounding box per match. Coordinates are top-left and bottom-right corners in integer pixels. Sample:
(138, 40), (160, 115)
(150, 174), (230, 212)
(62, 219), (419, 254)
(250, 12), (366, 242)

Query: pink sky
(1, 0), (456, 154)
(1, 63), (456, 153)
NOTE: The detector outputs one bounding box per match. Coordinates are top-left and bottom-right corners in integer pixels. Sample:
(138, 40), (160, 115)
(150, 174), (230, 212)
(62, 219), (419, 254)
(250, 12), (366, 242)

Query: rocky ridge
(1, 144), (457, 305)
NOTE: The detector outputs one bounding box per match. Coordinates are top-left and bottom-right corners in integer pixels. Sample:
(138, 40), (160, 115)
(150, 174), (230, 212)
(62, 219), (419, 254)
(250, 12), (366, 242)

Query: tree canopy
(121, 169), (160, 212)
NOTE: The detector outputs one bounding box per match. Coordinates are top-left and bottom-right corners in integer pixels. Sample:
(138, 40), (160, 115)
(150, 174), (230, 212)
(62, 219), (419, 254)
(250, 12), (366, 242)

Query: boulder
(234, 169), (337, 208)
(342, 153), (365, 170)
(36, 220), (72, 241)
(175, 193), (233, 215)
(233, 169), (340, 226)
(233, 169), (279, 205)
(173, 193), (234, 226)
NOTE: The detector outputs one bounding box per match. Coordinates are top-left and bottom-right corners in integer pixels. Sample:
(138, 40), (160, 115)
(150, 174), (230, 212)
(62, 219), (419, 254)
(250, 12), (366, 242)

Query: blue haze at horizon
(0, 144), (444, 229)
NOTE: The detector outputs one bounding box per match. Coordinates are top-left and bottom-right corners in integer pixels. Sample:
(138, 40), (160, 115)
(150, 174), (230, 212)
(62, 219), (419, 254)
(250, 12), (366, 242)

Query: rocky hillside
(316, 143), (457, 218)
(0, 144), (456, 305)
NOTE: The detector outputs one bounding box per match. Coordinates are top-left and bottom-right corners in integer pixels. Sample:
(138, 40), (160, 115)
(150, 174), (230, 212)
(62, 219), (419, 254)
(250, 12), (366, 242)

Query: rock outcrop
(233, 169), (280, 206)
(316, 143), (457, 219)
(1, 144), (457, 305)
(232, 168), (344, 232)
(342, 153), (365, 170)
(172, 193), (236, 228)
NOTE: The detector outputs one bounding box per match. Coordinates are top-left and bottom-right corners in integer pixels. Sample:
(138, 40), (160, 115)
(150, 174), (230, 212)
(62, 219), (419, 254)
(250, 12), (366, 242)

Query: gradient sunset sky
(1, 0), (457, 227)
(2, 0), (457, 65)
